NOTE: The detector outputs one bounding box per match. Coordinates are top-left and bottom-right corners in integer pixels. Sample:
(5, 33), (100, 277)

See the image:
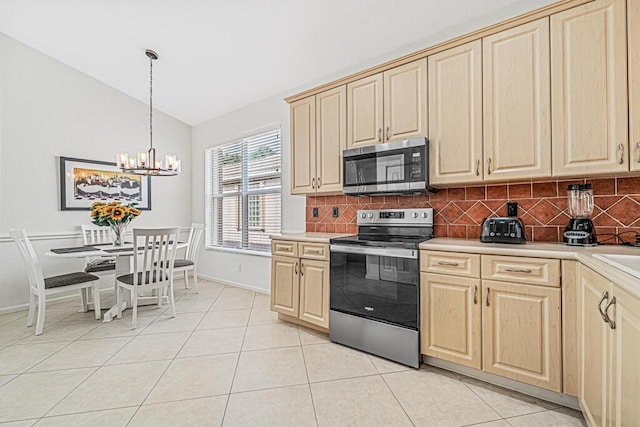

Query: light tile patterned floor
(0, 279), (587, 426)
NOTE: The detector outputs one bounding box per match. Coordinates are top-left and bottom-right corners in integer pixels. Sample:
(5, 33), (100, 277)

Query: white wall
(191, 96), (305, 293)
(0, 35), (193, 311)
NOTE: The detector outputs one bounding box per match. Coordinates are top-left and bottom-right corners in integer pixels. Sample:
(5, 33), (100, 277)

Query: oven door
(329, 244), (419, 330)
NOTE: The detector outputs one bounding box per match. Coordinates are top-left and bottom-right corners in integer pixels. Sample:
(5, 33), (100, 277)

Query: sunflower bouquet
(90, 201), (141, 246)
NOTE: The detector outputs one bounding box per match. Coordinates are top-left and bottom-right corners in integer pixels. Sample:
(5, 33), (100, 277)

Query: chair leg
(131, 288), (138, 329)
(35, 296), (46, 335)
(192, 267), (199, 294)
(93, 283), (101, 320)
(184, 270), (189, 290)
(157, 285), (163, 308)
(116, 284), (123, 319)
(168, 282), (176, 318)
(80, 288), (88, 313)
(26, 292), (36, 327)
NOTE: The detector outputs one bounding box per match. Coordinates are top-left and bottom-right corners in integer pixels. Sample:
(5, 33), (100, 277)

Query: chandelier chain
(149, 54), (153, 150)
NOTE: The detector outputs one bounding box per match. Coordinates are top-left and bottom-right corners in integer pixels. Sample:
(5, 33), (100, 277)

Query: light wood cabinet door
(483, 18), (551, 181)
(610, 285), (640, 427)
(270, 255), (299, 318)
(299, 259), (329, 329)
(630, 0), (640, 172)
(421, 273), (482, 369)
(347, 73), (383, 149)
(551, 0), (629, 176)
(316, 86), (346, 193)
(428, 41), (483, 185)
(290, 96), (317, 194)
(482, 280), (562, 392)
(577, 265), (611, 427)
(384, 59), (428, 142)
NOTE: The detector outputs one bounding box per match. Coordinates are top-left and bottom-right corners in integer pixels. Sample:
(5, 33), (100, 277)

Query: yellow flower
(111, 208), (125, 221)
(129, 208), (141, 216)
(91, 201), (104, 209)
(108, 201), (120, 206)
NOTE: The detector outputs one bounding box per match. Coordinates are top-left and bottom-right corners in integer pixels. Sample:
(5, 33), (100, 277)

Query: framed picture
(59, 156), (151, 210)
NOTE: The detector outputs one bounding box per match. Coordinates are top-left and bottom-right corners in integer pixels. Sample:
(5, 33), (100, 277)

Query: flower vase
(110, 223), (127, 246)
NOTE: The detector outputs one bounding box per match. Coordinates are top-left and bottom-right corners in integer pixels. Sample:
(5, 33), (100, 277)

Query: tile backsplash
(306, 177), (640, 244)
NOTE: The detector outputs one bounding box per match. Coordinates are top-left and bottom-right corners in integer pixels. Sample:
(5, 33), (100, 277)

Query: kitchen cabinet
(551, 0), (629, 176)
(270, 240), (330, 330)
(630, 0), (640, 172)
(483, 18), (551, 181)
(347, 59), (427, 149)
(577, 264), (640, 427)
(290, 86), (346, 195)
(428, 41), (483, 185)
(482, 280), (562, 392)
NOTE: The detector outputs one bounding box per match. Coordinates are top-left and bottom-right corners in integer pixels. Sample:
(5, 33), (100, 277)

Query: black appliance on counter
(480, 217), (526, 244)
(329, 208), (433, 368)
(563, 184), (597, 246)
(342, 138), (433, 195)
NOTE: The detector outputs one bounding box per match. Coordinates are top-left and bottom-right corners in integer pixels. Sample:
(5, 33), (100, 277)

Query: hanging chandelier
(117, 49), (180, 176)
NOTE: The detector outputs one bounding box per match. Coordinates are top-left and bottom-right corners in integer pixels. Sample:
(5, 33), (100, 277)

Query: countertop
(419, 238), (640, 298)
(270, 232), (351, 243)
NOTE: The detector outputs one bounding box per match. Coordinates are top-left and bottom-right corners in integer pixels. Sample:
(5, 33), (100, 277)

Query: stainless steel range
(329, 208), (433, 368)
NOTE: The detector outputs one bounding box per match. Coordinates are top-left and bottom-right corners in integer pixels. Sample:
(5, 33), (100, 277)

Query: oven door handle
(330, 244), (418, 259)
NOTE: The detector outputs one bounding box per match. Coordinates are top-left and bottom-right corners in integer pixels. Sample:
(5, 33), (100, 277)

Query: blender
(563, 184), (597, 246)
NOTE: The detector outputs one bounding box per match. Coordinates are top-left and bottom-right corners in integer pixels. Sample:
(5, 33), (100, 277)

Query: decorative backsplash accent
(306, 177), (640, 244)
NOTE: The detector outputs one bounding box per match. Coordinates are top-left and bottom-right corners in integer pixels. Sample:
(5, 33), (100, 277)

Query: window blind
(205, 128), (281, 252)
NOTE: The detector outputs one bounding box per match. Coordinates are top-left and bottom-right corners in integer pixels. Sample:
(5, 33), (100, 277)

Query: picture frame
(59, 156), (151, 210)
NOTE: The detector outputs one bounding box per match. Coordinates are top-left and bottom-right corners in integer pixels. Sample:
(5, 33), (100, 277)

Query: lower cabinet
(577, 264), (640, 427)
(482, 280), (562, 392)
(271, 240), (330, 330)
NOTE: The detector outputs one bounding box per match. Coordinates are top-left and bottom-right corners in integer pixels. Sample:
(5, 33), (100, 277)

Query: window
(205, 128), (281, 252)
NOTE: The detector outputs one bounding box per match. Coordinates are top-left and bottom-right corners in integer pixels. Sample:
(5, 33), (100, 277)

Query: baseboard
(197, 274), (269, 295)
(424, 356), (581, 411)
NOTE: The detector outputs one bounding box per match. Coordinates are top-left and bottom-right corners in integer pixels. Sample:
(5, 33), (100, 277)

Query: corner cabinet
(577, 264), (640, 427)
(551, 0), (629, 176)
(290, 86), (346, 195)
(347, 59), (427, 149)
(630, 0), (640, 172)
(270, 239), (330, 331)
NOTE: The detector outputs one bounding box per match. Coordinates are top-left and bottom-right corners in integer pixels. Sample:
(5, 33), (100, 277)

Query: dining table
(46, 241), (187, 322)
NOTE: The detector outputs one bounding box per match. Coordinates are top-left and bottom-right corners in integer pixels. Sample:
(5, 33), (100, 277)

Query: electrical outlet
(332, 207), (339, 218)
(507, 202), (518, 217)
(312, 207), (318, 217)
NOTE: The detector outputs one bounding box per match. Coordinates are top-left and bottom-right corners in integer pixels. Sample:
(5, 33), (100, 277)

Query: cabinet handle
(487, 158), (492, 175)
(312, 178), (315, 189)
(473, 285), (478, 305)
(317, 176), (321, 188)
(597, 291), (609, 321)
(504, 267), (532, 274)
(475, 159), (480, 176)
(486, 288), (490, 307)
(618, 144), (625, 165)
(307, 249), (322, 254)
(300, 263), (304, 276)
(294, 262), (298, 275)
(437, 261), (459, 267)
(378, 128), (382, 142)
(636, 141), (640, 163)
(603, 296), (616, 329)
(386, 126), (390, 140)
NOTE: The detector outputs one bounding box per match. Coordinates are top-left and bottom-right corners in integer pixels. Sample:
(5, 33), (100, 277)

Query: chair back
(131, 227), (180, 287)
(9, 229), (45, 294)
(185, 223), (205, 262)
(81, 224), (112, 245)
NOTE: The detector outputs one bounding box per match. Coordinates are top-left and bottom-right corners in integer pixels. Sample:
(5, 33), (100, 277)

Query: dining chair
(9, 229), (101, 335)
(116, 227), (180, 328)
(81, 224), (116, 275)
(173, 223), (204, 292)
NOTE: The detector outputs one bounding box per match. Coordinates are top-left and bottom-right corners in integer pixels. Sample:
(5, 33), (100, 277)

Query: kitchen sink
(593, 254), (640, 280)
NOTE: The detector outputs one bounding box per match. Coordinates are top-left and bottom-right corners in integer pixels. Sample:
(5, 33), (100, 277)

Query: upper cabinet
(428, 41), (483, 185)
(551, 0), (629, 176)
(630, 0), (640, 172)
(347, 59), (427, 149)
(483, 18), (551, 182)
(290, 86), (346, 195)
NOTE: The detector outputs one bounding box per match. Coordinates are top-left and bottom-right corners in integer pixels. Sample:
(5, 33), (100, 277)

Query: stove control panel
(356, 208), (433, 226)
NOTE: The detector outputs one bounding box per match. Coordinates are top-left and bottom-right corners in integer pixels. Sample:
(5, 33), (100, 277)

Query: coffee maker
(563, 184), (597, 246)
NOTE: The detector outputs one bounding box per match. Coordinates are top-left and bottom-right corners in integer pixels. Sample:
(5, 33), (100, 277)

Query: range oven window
(330, 251), (419, 330)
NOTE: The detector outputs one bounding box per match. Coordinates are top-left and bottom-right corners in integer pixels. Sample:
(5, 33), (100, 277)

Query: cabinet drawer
(420, 251), (480, 278)
(299, 242), (329, 260)
(481, 255), (560, 287)
(271, 240), (299, 257)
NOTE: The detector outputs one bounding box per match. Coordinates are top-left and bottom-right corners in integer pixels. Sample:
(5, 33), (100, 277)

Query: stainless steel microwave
(342, 138), (430, 195)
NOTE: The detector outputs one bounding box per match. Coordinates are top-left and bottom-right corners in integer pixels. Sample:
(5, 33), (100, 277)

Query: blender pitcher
(563, 184), (597, 246)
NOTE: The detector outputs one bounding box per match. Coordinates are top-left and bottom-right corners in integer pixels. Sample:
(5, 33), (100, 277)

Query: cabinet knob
(475, 159), (480, 176)
(386, 126), (390, 140)
(487, 158), (492, 175)
(378, 128), (382, 142)
(618, 144), (625, 165)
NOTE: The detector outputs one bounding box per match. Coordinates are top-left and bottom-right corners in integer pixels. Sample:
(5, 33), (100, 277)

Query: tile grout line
(457, 375), (508, 423)
(298, 327), (320, 426)
(379, 373), (416, 427)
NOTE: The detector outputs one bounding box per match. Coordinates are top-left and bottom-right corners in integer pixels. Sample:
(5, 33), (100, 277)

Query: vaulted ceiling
(0, 0), (554, 125)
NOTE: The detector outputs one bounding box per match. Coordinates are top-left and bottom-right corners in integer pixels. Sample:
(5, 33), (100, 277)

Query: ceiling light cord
(149, 53), (153, 150)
